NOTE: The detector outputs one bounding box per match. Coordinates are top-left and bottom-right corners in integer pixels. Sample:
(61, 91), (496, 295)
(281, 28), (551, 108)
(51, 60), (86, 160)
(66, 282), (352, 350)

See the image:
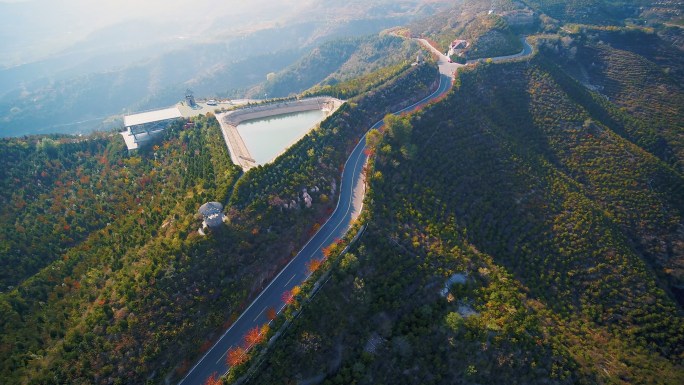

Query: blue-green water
(237, 109), (326, 165)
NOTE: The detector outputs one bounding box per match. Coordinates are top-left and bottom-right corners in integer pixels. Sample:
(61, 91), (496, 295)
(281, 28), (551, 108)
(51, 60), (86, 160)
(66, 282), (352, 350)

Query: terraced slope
(246, 50), (684, 385)
(541, 30), (684, 171)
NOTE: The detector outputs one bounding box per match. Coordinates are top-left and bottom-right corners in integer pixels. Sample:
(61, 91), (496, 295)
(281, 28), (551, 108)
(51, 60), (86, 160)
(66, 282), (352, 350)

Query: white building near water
(120, 106), (183, 150)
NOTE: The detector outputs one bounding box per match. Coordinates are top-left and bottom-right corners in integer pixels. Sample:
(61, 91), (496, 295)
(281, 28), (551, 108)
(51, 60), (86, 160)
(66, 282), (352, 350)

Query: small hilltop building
(447, 39), (469, 58)
(198, 202), (226, 234)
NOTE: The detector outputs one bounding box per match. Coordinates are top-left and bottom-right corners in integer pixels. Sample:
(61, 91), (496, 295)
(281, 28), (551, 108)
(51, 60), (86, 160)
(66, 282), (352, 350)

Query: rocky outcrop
(302, 189), (313, 208)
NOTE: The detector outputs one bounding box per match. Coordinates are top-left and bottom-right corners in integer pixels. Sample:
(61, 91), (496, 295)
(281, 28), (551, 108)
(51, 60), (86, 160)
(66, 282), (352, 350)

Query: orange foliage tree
(322, 245), (334, 259)
(281, 286), (302, 306)
(244, 326), (265, 347)
(307, 259), (322, 273)
(226, 346), (248, 367)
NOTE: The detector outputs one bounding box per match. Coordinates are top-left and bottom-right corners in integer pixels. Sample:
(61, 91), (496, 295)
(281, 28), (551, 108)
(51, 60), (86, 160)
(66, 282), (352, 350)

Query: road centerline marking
(284, 273), (297, 287)
(217, 345), (233, 365)
(253, 306), (267, 322)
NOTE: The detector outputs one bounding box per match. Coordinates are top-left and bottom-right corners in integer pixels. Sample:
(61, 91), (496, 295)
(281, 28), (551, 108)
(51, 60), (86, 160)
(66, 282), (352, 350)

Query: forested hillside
(522, 0), (681, 25)
(247, 35), (421, 99)
(1, 134), (116, 288)
(539, 28), (684, 171)
(246, 40), (684, 385)
(0, 58), (439, 384)
(2, 1), (684, 384)
(0, 117), (246, 384)
(408, 0), (525, 59)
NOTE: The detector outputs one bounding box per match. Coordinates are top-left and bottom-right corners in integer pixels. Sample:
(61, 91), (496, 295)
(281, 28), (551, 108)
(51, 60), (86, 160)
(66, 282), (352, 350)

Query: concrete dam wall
(216, 97), (344, 170)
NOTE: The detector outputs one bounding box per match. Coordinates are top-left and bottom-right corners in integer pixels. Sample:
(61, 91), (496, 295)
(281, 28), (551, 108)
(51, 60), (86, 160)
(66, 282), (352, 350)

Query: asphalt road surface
(178, 71), (453, 385)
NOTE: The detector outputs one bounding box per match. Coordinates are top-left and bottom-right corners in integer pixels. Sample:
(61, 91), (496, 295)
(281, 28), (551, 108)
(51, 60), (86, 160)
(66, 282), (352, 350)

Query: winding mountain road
(179, 36), (532, 385)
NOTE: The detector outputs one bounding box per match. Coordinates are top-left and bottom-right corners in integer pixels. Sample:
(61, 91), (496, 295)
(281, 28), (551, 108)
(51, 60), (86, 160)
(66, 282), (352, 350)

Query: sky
(0, 0), (435, 67)
(0, 0), (299, 66)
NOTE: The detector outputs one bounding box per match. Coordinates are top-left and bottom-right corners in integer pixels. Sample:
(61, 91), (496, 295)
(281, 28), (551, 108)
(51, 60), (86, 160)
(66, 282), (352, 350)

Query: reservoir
(236, 109), (327, 165)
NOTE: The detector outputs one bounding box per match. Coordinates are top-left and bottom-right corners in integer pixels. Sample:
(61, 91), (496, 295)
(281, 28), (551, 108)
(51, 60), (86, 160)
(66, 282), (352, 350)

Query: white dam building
(120, 107), (183, 150)
(119, 98), (254, 151)
(118, 97), (342, 157)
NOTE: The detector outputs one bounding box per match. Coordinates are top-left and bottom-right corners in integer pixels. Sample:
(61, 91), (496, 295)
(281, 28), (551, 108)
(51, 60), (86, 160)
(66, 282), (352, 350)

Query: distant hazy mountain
(0, 0), (453, 137)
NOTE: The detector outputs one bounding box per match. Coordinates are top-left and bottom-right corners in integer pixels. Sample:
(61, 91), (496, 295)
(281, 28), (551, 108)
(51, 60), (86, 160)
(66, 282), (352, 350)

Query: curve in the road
(468, 36), (533, 64)
(179, 72), (452, 385)
(179, 36), (533, 385)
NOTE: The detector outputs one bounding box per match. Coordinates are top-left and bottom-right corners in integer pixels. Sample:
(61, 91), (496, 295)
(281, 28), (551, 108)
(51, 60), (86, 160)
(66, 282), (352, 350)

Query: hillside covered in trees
(408, 0), (527, 59)
(245, 29), (684, 385)
(0, 52), (439, 383)
(246, 35), (422, 99)
(2, 1), (684, 384)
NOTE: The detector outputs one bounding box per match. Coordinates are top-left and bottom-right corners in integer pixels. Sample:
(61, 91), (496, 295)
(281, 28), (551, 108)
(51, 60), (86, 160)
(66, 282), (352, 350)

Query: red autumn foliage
(266, 307), (277, 321)
(175, 359), (190, 376)
(281, 290), (294, 305)
(199, 339), (213, 353)
(204, 372), (222, 385)
(309, 222), (321, 236)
